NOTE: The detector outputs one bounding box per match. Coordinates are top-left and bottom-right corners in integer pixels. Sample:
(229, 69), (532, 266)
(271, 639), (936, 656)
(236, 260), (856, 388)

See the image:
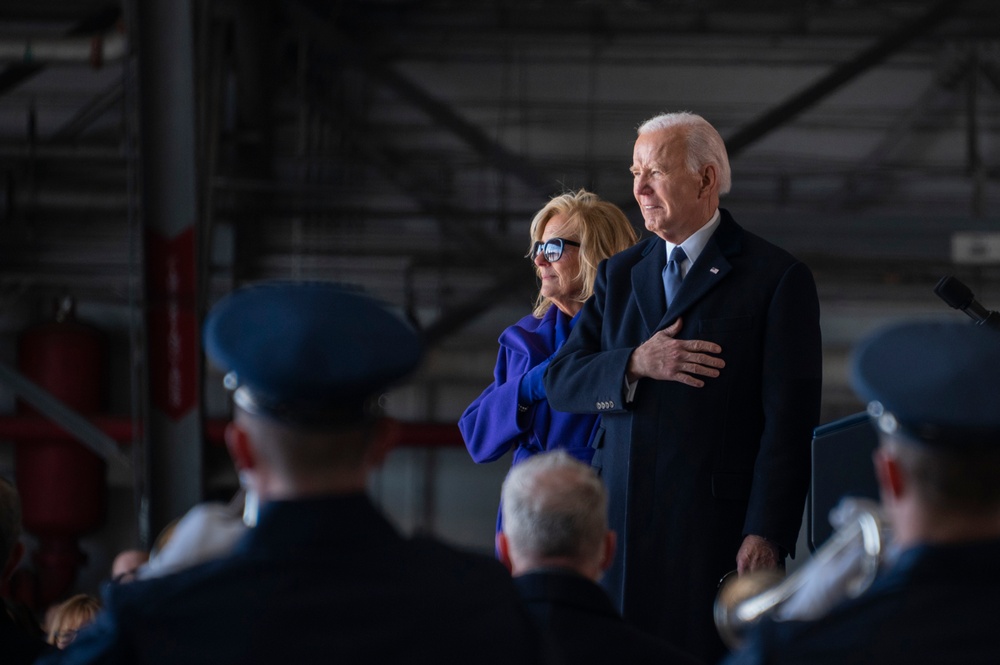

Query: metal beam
(362, 64), (552, 198)
(301, 90), (513, 267)
(0, 6), (121, 99)
(283, 0), (553, 199)
(302, 92), (537, 343)
(725, 0), (963, 158)
(981, 60), (1000, 94)
(420, 264), (538, 347)
(281, 2), (555, 344)
(825, 53), (969, 210)
(966, 47), (985, 217)
(49, 81), (124, 142)
(0, 361), (130, 470)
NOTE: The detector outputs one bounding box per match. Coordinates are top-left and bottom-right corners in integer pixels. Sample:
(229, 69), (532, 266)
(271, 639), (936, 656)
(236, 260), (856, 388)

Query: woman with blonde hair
(459, 189), (637, 529)
(46, 593), (101, 649)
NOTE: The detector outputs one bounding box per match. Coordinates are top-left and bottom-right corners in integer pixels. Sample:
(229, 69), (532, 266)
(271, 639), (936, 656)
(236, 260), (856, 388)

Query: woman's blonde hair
(528, 189), (637, 318)
(47, 593), (101, 648)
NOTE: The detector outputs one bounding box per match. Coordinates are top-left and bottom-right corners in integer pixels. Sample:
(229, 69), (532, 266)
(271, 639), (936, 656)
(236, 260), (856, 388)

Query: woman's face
(533, 212), (583, 316)
(55, 625), (79, 650)
(53, 616), (90, 649)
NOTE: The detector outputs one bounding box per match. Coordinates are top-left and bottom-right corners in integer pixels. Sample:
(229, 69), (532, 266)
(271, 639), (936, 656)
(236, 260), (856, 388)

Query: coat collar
(235, 493), (398, 556)
(633, 209), (741, 335)
(499, 306), (566, 359)
(513, 568), (620, 618)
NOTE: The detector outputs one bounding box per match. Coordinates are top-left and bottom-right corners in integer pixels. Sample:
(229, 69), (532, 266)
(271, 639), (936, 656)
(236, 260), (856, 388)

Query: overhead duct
(0, 29), (126, 67)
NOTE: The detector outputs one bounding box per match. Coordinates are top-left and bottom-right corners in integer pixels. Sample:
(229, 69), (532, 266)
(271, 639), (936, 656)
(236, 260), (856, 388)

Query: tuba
(714, 497), (890, 649)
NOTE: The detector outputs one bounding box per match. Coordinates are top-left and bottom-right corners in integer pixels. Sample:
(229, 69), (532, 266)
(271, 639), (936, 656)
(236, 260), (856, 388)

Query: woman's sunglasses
(528, 238), (581, 263)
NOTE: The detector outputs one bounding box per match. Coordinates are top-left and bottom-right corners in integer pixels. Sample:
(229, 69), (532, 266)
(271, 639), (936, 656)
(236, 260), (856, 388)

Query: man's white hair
(500, 450), (607, 562)
(638, 111), (732, 195)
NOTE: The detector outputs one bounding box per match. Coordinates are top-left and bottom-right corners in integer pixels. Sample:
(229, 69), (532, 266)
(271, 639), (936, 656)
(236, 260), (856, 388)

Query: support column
(134, 0), (203, 538)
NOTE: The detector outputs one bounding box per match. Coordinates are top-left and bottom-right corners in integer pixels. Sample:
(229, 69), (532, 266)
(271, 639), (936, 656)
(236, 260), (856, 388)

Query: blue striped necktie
(663, 246), (687, 308)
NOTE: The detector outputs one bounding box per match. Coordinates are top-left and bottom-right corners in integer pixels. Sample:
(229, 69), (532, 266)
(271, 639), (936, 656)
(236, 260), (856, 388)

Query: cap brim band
(233, 386), (379, 428)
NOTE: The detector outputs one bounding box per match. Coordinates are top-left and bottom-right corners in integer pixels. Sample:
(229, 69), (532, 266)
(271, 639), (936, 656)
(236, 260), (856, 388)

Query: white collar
(664, 208), (721, 272)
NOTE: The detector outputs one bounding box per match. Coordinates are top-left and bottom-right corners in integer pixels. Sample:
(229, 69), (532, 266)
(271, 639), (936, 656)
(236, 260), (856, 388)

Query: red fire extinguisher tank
(14, 300), (107, 608)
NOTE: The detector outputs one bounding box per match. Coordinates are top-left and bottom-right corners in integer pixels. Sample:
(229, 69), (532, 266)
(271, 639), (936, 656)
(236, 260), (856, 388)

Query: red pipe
(0, 415), (135, 442)
(0, 416), (463, 450)
(15, 311), (106, 610)
(380, 419), (464, 449)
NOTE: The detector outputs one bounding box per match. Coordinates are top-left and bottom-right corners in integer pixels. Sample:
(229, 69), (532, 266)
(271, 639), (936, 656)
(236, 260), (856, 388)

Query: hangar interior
(0, 0), (998, 604)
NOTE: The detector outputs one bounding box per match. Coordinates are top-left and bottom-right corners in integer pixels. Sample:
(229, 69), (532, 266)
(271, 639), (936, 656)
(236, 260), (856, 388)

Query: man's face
(631, 127), (712, 244)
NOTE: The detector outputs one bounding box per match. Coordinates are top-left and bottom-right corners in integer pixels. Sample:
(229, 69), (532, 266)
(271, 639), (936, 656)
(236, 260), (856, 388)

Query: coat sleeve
(544, 260), (634, 415)
(458, 334), (535, 463)
(744, 260), (823, 554)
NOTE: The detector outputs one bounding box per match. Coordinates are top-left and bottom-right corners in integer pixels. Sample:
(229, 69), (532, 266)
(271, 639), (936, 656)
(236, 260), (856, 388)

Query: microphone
(934, 276), (1000, 331)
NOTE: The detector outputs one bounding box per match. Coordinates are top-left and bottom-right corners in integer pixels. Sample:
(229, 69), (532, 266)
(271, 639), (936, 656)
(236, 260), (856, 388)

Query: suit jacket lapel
(660, 211), (742, 329)
(631, 239), (667, 336)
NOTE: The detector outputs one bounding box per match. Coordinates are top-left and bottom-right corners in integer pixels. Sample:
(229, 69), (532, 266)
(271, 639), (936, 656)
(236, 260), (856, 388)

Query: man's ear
(496, 532), (513, 574)
(873, 447), (905, 501)
(364, 419), (394, 469)
(698, 163), (718, 197)
(599, 530), (617, 573)
(225, 421), (256, 473)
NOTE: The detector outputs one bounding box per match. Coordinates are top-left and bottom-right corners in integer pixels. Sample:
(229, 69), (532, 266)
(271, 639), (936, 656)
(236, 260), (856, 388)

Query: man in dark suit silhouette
(498, 450), (702, 665)
(40, 281), (548, 665)
(545, 112), (823, 661)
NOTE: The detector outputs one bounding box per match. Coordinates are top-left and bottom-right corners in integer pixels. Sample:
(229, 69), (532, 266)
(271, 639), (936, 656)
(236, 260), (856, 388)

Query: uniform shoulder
(407, 535), (510, 578)
(103, 550), (248, 616)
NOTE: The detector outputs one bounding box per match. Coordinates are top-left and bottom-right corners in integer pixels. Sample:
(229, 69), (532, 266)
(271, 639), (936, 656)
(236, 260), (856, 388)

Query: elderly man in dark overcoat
(545, 112), (823, 662)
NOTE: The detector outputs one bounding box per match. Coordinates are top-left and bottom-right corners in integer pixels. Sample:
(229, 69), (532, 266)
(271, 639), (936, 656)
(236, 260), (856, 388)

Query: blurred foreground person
(135, 490), (247, 580)
(40, 281), (549, 665)
(725, 321), (1000, 665)
(109, 550), (148, 584)
(46, 594), (101, 649)
(0, 477), (50, 663)
(499, 450), (702, 665)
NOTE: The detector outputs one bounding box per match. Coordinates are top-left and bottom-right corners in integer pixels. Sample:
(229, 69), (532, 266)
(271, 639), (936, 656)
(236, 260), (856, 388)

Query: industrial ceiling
(0, 0), (998, 550)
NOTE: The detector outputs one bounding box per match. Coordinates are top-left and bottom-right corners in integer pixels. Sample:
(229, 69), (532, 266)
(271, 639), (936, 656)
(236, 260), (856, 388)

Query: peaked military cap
(850, 320), (1000, 447)
(204, 281), (422, 426)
